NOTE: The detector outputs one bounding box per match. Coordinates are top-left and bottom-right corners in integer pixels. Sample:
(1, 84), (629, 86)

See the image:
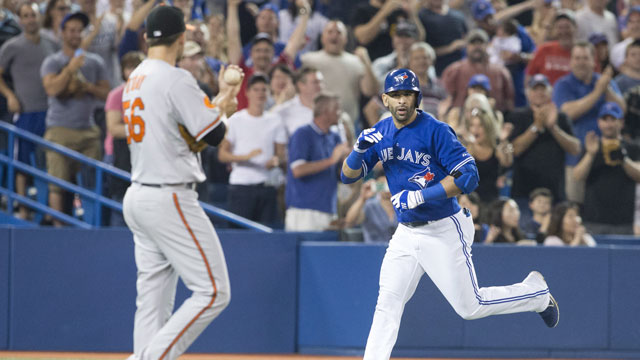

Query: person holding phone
(344, 173), (397, 243)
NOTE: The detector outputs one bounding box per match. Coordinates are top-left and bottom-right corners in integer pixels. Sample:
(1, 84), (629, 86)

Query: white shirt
(301, 50), (366, 124)
(488, 35), (522, 66)
(123, 59), (223, 184)
(610, 37), (633, 69)
(226, 109), (287, 185)
(576, 6), (619, 45)
(278, 10), (328, 54)
(271, 95), (313, 140)
(543, 234), (597, 247)
(270, 95), (352, 143)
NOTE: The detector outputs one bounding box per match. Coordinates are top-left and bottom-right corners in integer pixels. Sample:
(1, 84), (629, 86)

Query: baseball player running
(341, 69), (559, 360)
(122, 6), (242, 360)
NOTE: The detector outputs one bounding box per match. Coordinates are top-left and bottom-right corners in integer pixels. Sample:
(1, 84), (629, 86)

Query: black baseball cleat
(538, 293), (559, 328)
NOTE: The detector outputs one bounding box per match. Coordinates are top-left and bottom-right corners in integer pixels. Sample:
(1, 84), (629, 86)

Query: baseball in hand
(223, 68), (242, 86)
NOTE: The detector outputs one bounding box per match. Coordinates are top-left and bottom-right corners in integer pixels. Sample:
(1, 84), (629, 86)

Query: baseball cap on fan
(395, 21), (418, 38)
(466, 28), (490, 43)
(553, 9), (576, 25)
(251, 32), (274, 47)
(60, 12), (89, 30)
(146, 6), (186, 39)
(471, 0), (495, 21)
(259, 3), (279, 19)
(598, 102), (623, 119)
(627, 6), (640, 22)
(528, 74), (550, 88)
(588, 32), (608, 45)
(182, 41), (203, 58)
(468, 74), (491, 92)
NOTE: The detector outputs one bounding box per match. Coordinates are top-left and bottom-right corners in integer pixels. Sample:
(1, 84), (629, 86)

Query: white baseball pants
(123, 183), (230, 360)
(363, 209), (550, 360)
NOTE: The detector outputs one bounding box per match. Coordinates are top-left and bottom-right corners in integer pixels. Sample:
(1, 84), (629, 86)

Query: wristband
(419, 183), (447, 202)
(345, 150), (364, 170)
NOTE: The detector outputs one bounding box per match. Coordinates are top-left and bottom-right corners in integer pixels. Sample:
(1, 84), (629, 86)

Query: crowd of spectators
(1, 0), (640, 242)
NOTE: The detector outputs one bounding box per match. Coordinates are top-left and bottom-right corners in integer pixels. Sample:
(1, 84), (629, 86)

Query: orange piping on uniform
(159, 193), (218, 360)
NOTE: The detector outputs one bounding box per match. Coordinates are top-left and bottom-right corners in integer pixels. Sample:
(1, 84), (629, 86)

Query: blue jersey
(361, 110), (475, 223)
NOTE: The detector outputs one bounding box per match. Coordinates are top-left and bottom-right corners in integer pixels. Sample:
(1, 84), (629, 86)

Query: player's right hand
(354, 128), (383, 153)
(391, 189), (424, 212)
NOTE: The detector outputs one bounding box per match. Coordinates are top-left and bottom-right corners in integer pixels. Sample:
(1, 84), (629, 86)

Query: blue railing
(0, 122), (273, 232)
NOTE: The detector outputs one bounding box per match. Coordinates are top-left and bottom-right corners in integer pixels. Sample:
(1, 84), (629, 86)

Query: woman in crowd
(485, 198), (531, 244)
(206, 12), (228, 64)
(544, 202), (597, 247)
(42, 0), (71, 44)
(462, 104), (513, 204)
(268, 64), (296, 110)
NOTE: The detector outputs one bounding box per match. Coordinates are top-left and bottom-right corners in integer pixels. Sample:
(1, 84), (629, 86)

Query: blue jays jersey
(361, 110), (476, 223)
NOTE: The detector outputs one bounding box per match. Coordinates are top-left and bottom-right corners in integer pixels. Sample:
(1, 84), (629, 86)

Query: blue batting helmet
(383, 68), (422, 107)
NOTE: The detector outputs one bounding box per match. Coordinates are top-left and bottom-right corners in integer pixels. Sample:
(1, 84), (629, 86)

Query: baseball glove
(178, 124), (208, 153)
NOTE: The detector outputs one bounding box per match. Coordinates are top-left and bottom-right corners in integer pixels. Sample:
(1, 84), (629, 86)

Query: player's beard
(390, 102), (416, 123)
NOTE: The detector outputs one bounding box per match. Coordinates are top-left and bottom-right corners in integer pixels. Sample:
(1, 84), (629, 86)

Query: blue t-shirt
(552, 72), (622, 165)
(361, 110), (474, 223)
(511, 25), (536, 107)
(286, 123), (343, 213)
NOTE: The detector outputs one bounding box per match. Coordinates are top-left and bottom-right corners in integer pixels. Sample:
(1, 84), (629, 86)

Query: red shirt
(237, 53), (295, 110)
(441, 59), (515, 112)
(525, 41), (571, 85)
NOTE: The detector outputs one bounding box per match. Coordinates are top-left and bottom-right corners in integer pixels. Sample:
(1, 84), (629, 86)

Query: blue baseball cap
(471, 0), (495, 21)
(627, 6), (640, 22)
(588, 32), (608, 45)
(528, 74), (550, 88)
(598, 102), (623, 119)
(60, 11), (89, 30)
(468, 74), (491, 92)
(259, 3), (279, 17)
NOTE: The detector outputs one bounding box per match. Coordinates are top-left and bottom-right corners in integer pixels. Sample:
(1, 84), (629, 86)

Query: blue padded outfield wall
(0, 226), (639, 358)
